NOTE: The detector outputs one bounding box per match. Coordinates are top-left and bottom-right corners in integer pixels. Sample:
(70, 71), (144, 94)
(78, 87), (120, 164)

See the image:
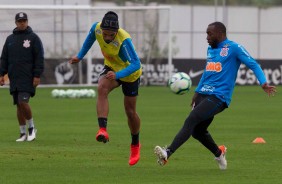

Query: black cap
(100, 11), (119, 31)
(15, 12), (28, 21)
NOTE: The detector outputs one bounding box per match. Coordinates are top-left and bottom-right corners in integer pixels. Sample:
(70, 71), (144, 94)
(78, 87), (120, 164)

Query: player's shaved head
(208, 22), (226, 35)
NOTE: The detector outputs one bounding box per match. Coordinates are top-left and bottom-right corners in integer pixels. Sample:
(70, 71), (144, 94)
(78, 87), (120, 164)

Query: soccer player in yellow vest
(69, 11), (142, 166)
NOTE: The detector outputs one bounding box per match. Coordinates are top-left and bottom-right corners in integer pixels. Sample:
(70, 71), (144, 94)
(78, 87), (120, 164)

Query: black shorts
(193, 94), (227, 120)
(99, 65), (140, 97)
(12, 91), (31, 105)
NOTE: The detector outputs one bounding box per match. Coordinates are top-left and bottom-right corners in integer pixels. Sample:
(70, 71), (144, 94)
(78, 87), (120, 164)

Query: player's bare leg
(125, 96), (141, 166)
(17, 102), (36, 141)
(16, 104), (27, 142)
(96, 76), (119, 143)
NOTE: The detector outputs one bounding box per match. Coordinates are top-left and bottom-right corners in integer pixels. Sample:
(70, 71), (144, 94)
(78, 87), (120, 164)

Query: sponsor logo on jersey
(200, 84), (215, 92)
(206, 62), (222, 72)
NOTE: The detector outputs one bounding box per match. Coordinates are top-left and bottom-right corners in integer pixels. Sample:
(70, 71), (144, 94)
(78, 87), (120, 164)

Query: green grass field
(0, 86), (281, 184)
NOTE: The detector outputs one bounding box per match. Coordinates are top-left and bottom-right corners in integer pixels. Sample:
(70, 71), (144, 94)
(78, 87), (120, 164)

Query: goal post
(0, 5), (172, 86)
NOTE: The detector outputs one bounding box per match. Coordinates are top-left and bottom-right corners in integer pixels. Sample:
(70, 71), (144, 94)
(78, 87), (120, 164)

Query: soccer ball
(51, 89), (60, 98)
(168, 72), (192, 95)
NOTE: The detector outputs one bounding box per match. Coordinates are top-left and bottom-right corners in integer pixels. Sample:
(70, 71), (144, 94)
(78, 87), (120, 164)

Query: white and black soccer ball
(168, 72), (192, 95)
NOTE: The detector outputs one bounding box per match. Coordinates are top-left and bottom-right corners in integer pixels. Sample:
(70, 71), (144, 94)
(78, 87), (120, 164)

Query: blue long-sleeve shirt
(77, 22), (141, 80)
(195, 38), (266, 106)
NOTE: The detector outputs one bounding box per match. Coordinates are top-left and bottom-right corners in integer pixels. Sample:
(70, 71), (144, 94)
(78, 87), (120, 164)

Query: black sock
(166, 147), (174, 158)
(98, 117), (107, 128)
(215, 148), (222, 157)
(131, 132), (139, 145)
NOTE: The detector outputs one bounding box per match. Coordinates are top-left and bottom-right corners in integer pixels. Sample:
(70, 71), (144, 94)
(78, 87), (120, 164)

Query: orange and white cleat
(95, 128), (109, 143)
(129, 143), (141, 166)
(215, 145), (227, 170)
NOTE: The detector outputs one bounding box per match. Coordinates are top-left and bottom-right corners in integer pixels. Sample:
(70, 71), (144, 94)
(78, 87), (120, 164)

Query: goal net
(0, 5), (172, 86)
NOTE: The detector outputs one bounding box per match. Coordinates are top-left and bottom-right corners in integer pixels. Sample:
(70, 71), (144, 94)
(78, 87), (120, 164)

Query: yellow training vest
(95, 23), (142, 82)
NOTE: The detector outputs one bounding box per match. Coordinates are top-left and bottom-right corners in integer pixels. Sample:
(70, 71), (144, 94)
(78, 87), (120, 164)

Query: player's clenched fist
(69, 56), (80, 64)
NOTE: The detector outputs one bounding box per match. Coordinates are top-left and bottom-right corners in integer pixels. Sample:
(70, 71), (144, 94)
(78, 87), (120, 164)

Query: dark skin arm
(261, 83), (276, 97)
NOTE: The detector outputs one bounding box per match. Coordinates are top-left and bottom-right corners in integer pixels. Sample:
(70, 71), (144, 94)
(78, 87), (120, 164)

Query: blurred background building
(0, 0), (281, 86)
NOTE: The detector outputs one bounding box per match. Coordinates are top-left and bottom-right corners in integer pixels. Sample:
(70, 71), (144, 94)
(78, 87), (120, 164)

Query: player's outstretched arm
(261, 83), (277, 97)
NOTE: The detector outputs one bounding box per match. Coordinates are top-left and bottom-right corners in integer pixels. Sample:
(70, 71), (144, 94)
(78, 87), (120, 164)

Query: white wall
(0, 1), (282, 59)
(0, 0), (90, 5)
(169, 5), (282, 59)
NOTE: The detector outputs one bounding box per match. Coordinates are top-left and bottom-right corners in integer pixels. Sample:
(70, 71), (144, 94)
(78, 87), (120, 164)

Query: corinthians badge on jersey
(96, 29), (102, 35)
(23, 40), (31, 48)
(220, 48), (229, 57)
